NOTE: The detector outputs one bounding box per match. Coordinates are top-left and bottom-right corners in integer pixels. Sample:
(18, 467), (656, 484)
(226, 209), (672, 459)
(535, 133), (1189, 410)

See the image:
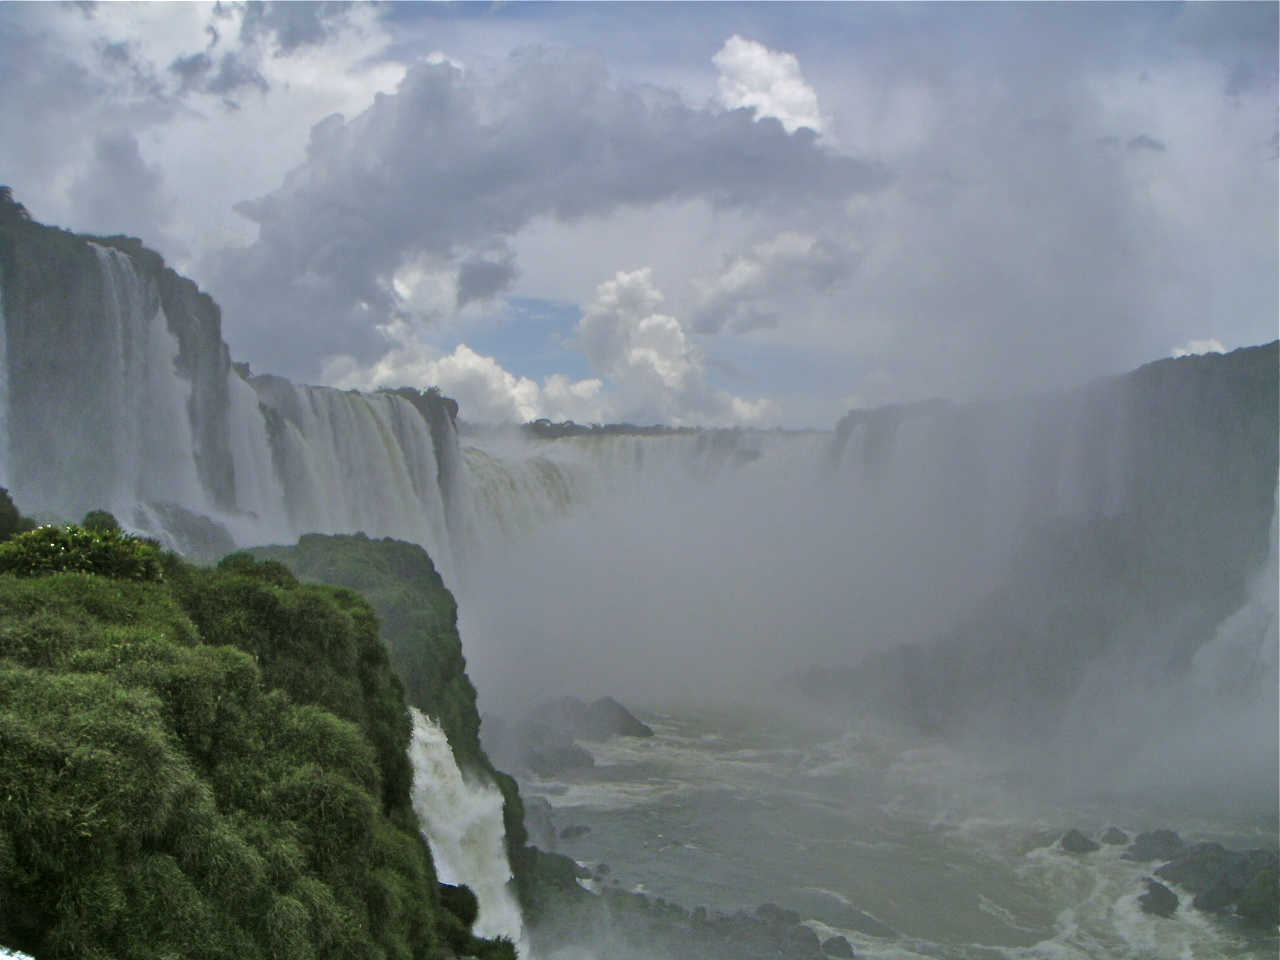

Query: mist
(452, 348), (1278, 819)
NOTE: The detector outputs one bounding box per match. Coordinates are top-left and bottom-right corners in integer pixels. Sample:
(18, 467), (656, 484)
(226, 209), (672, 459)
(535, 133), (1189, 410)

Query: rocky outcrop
(482, 695), (653, 779)
(1059, 829), (1101, 854)
(1156, 843), (1280, 923)
(1138, 879), (1179, 918)
(1124, 830), (1186, 863)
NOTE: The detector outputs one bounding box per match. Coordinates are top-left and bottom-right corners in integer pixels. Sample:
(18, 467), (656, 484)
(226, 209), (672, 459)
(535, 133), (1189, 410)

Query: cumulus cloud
(0, 1), (401, 259)
(325, 324), (604, 425)
(208, 47), (881, 382)
(713, 35), (830, 138)
(1172, 338), (1226, 357)
(579, 268), (771, 426)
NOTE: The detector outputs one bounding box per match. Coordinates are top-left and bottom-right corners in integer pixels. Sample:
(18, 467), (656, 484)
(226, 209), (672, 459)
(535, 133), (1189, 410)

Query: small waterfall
(408, 708), (526, 952)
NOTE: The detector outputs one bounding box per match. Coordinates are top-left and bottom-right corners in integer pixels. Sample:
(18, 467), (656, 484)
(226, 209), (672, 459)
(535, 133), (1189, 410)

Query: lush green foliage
(251, 535), (485, 772)
(0, 527), (514, 959)
(0, 524), (164, 582)
(250, 535), (592, 924)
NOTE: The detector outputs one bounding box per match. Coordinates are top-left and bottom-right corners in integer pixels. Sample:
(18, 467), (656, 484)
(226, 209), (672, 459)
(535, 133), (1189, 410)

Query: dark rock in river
(1059, 829), (1101, 854)
(844, 909), (897, 939)
(582, 695), (655, 739)
(559, 824), (591, 841)
(527, 743), (595, 778)
(1157, 844), (1280, 921)
(1238, 861), (1280, 926)
(1124, 830), (1185, 863)
(757, 903), (803, 926)
(821, 934), (856, 957)
(531, 695), (654, 741)
(1100, 827), (1129, 845)
(1138, 879), (1179, 918)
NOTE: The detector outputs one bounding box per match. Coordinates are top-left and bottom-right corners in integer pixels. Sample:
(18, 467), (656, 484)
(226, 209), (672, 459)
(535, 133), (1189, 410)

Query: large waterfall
(0, 219), (1275, 812)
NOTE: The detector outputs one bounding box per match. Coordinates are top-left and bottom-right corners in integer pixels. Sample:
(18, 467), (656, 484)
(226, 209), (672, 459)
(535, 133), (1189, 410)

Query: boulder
(1157, 845), (1280, 919)
(756, 903), (802, 926)
(1138, 879), (1179, 918)
(559, 824), (591, 841)
(843, 910), (897, 939)
(1059, 829), (1100, 854)
(1100, 827), (1129, 845)
(1238, 861), (1279, 926)
(581, 696), (655, 739)
(526, 743), (595, 778)
(821, 934), (856, 957)
(1124, 830), (1185, 863)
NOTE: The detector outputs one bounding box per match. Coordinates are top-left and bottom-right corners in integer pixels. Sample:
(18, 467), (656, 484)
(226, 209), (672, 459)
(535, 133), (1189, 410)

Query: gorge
(0, 191), (1276, 958)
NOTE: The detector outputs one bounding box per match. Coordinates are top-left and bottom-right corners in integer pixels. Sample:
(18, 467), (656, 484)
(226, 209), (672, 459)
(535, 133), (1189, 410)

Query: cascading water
(408, 708), (527, 952)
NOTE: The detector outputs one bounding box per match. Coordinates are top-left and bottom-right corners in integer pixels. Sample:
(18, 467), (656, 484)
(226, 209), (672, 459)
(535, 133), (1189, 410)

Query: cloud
(325, 325), (604, 424)
(208, 47), (882, 382)
(0, 2), (401, 260)
(713, 35), (829, 138)
(66, 133), (174, 240)
(239, 2), (354, 54)
(456, 249), (519, 308)
(1172, 338), (1226, 358)
(579, 268), (771, 426)
(691, 231), (853, 334)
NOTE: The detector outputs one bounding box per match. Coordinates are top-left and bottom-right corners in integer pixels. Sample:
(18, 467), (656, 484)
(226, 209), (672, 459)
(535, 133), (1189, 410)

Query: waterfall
(408, 708), (526, 952)
(91, 244), (207, 518)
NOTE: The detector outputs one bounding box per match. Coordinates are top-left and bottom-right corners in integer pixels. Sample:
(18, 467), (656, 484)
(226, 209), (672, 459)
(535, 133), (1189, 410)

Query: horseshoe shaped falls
(0, 188), (1276, 960)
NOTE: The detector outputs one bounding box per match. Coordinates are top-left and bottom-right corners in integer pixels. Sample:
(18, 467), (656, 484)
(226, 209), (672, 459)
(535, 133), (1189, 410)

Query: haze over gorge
(0, 182), (1276, 958)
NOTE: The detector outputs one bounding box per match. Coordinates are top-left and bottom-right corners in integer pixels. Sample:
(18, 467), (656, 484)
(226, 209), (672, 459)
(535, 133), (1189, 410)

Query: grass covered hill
(0, 511), (514, 960)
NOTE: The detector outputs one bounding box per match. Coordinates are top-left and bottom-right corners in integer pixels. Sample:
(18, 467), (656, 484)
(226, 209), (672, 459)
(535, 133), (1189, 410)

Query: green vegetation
(0, 524), (164, 582)
(250, 535), (593, 925)
(0, 505), (514, 960)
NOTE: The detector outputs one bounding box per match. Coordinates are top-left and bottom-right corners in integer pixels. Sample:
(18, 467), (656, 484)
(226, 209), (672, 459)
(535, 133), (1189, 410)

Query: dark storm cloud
(169, 50), (268, 97)
(211, 49), (886, 381)
(457, 251), (519, 308)
(240, 2), (354, 53)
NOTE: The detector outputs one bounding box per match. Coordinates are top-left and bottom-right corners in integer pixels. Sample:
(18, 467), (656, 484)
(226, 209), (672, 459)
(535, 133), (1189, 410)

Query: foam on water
(521, 704), (1273, 960)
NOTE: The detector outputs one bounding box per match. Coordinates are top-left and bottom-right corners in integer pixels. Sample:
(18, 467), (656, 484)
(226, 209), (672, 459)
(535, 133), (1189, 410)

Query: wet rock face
(1100, 827), (1128, 845)
(1124, 830), (1185, 863)
(1139, 879), (1179, 918)
(1156, 843), (1280, 923)
(821, 934), (856, 957)
(1059, 829), (1101, 854)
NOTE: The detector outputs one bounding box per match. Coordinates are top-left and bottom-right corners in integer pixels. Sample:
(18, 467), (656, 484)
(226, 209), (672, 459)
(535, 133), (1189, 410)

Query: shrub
(0, 525), (163, 581)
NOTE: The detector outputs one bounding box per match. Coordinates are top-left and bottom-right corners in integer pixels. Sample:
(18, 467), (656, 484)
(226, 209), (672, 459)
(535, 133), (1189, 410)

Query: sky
(1, 2), (1275, 429)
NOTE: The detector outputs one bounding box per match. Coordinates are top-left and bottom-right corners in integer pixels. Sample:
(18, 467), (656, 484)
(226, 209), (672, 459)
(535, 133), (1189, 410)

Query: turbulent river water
(520, 703), (1278, 960)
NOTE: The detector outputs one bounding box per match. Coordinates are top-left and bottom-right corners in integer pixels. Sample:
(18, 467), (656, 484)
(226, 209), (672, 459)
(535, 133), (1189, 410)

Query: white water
(523, 703), (1277, 960)
(93, 245), (208, 518)
(409, 708), (527, 951)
